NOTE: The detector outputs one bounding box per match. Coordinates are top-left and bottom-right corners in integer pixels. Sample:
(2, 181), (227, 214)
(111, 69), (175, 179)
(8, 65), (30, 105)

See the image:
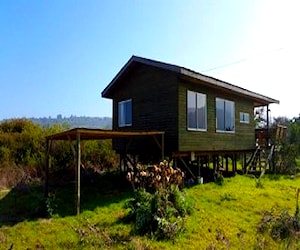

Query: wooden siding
(178, 79), (256, 152)
(108, 62), (258, 156)
(111, 64), (179, 155)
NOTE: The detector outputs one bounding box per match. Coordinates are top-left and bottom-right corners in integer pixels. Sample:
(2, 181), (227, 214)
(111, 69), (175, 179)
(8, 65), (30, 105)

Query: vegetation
(125, 161), (191, 240)
(0, 175), (300, 249)
(270, 115), (300, 175)
(0, 119), (117, 189)
(0, 115), (299, 248)
(256, 188), (300, 249)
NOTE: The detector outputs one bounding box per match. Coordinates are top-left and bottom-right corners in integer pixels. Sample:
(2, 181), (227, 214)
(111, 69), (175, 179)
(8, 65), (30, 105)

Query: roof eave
(101, 56), (136, 99)
(180, 68), (280, 106)
(101, 56), (181, 99)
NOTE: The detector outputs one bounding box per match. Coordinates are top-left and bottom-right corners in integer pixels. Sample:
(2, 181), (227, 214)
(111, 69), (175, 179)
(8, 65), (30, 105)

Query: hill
(0, 174), (299, 249)
(2, 115), (112, 129)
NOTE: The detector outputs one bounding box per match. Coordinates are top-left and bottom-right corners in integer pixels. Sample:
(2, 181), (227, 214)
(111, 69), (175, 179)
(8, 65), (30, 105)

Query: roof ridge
(102, 55), (279, 105)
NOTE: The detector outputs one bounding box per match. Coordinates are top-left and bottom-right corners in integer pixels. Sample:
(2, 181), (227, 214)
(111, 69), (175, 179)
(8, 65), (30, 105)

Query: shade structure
(45, 128), (165, 215)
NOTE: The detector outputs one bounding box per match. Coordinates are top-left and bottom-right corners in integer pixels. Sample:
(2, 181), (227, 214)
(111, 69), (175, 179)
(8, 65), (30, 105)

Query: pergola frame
(45, 128), (165, 215)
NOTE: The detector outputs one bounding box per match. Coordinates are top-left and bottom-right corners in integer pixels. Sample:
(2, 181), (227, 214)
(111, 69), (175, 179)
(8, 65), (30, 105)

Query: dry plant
(126, 160), (185, 191)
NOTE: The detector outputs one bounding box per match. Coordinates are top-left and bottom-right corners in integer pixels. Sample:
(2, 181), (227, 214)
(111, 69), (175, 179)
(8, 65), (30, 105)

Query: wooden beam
(243, 153), (247, 174)
(76, 133), (81, 215)
(179, 156), (196, 179)
(125, 154), (136, 170)
(225, 155), (229, 173)
(266, 105), (270, 147)
(197, 156), (201, 177)
(161, 133), (164, 160)
(152, 135), (162, 151)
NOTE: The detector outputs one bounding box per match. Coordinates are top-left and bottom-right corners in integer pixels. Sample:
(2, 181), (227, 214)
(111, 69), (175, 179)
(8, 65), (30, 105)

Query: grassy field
(0, 173), (299, 249)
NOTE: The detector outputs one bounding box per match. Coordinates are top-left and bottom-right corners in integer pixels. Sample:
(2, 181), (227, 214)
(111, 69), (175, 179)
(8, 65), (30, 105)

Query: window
(240, 112), (250, 124)
(216, 98), (235, 132)
(187, 90), (207, 130)
(118, 99), (132, 127)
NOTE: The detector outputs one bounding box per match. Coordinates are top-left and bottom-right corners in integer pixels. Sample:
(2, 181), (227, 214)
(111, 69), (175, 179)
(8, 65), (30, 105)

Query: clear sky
(0, 0), (299, 120)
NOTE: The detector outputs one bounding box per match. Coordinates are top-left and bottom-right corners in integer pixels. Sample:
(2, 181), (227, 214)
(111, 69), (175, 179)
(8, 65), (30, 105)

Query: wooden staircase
(247, 125), (287, 174)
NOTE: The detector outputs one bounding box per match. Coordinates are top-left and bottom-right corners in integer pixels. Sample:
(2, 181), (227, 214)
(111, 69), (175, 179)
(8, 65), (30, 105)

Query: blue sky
(0, 0), (299, 119)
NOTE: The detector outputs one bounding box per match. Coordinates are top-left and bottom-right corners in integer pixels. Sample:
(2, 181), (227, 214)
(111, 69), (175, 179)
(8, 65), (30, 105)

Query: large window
(216, 98), (235, 132)
(187, 90), (207, 130)
(118, 99), (132, 127)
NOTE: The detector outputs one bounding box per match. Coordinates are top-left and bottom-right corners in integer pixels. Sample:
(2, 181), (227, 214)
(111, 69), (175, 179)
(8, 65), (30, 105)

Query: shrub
(125, 161), (192, 240)
(258, 208), (299, 241)
(0, 119), (118, 188)
(126, 160), (185, 191)
(126, 186), (191, 240)
(81, 140), (118, 172)
(257, 189), (300, 246)
(276, 144), (298, 175)
(45, 192), (57, 217)
(214, 171), (224, 186)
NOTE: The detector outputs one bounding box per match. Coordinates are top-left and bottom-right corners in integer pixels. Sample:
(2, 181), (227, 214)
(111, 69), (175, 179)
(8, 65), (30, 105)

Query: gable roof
(101, 55), (279, 106)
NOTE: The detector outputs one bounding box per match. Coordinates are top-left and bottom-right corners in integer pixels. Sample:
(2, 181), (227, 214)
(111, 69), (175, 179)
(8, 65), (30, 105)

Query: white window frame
(118, 99), (132, 127)
(216, 98), (235, 133)
(240, 112), (250, 124)
(187, 90), (207, 131)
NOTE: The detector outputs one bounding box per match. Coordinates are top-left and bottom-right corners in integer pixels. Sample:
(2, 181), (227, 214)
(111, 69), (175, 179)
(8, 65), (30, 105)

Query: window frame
(118, 99), (132, 127)
(240, 112), (250, 124)
(187, 90), (207, 131)
(215, 97), (235, 133)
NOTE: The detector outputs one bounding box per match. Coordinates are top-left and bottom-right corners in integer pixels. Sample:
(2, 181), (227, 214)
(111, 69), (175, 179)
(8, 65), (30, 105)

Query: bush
(214, 171), (224, 186)
(81, 140), (118, 172)
(257, 189), (300, 246)
(125, 161), (192, 240)
(276, 144), (298, 175)
(258, 208), (299, 241)
(0, 119), (44, 166)
(0, 119), (118, 188)
(126, 186), (191, 240)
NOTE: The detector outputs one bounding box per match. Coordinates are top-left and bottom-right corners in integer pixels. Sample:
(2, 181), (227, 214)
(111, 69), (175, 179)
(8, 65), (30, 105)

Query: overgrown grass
(1, 174), (300, 249)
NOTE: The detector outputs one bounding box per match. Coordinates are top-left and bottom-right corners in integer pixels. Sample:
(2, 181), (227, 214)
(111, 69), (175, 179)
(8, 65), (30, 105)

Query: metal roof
(101, 55), (279, 106)
(46, 127), (165, 141)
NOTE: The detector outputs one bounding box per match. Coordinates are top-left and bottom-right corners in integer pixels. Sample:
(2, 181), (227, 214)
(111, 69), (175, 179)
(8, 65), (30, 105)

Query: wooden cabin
(102, 56), (279, 171)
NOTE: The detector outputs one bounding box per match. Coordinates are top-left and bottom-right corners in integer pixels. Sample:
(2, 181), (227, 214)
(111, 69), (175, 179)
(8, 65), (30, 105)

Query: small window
(216, 98), (235, 132)
(187, 90), (207, 131)
(118, 99), (132, 127)
(240, 112), (250, 124)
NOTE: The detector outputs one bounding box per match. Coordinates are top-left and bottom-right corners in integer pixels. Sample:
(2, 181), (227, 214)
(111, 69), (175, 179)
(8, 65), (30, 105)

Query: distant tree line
(1, 115), (112, 129)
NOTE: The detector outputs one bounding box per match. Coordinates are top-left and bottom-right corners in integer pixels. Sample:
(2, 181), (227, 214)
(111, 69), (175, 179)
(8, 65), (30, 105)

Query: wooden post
(233, 154), (237, 173)
(179, 156), (196, 179)
(119, 154), (122, 173)
(243, 153), (247, 174)
(225, 155), (229, 173)
(76, 133), (81, 215)
(44, 139), (51, 198)
(161, 133), (165, 160)
(266, 105), (270, 147)
(213, 155), (217, 172)
(197, 156), (201, 177)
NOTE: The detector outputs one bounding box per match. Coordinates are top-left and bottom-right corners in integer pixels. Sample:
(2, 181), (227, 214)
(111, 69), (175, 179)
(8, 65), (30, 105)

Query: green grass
(1, 174), (300, 249)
